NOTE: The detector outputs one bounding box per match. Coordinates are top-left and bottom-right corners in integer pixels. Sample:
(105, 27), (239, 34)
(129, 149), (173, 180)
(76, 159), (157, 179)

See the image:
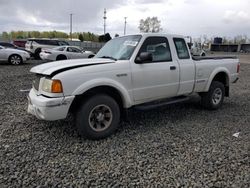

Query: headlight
(41, 78), (63, 93)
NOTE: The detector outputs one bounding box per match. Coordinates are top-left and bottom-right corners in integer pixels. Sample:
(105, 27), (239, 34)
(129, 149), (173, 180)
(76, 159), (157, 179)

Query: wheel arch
(56, 54), (67, 60)
(69, 80), (133, 114)
(205, 68), (230, 96)
(8, 53), (23, 64)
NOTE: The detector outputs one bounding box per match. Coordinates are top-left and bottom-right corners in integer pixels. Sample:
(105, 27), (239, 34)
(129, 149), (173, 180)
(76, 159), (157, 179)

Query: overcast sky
(0, 0), (250, 38)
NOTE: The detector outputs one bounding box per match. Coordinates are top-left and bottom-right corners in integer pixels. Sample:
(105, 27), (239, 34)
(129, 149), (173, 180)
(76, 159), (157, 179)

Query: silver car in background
(0, 45), (30, 65)
(39, 46), (95, 61)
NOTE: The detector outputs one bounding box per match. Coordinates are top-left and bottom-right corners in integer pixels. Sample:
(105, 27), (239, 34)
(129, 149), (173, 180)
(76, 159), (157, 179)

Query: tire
(34, 48), (41, 60)
(200, 81), (225, 110)
(8, 54), (23, 65)
(76, 94), (120, 140)
(56, 55), (67, 61)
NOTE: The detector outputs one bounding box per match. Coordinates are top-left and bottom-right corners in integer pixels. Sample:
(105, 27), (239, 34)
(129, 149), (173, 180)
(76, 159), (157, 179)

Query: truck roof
(125, 33), (184, 38)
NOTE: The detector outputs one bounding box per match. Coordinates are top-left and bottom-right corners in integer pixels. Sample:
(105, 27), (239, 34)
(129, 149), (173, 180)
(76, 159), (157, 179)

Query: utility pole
(70, 13), (73, 41)
(124, 17), (127, 35)
(103, 8), (107, 35)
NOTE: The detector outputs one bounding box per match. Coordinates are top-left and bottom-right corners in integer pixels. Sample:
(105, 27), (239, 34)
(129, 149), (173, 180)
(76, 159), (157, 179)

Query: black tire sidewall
(34, 48), (41, 60)
(76, 94), (120, 139)
(201, 81), (225, 110)
(56, 55), (67, 60)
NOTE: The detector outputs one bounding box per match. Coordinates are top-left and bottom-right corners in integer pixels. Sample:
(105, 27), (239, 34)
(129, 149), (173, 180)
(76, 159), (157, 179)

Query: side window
(173, 38), (190, 59)
(137, 37), (172, 63)
(47, 40), (58, 45)
(71, 47), (82, 53)
(67, 47), (72, 52)
(58, 41), (68, 46)
(5, 43), (13, 47)
(67, 47), (81, 53)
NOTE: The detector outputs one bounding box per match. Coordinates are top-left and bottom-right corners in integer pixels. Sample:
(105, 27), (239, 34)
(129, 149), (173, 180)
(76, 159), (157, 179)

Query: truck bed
(192, 55), (237, 61)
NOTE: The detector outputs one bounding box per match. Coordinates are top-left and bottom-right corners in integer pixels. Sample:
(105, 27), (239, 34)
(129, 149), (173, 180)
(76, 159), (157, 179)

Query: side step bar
(134, 96), (189, 111)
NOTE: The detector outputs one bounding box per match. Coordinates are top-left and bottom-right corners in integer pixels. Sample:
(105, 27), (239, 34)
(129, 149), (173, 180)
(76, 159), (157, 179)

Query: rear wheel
(200, 81), (225, 110)
(34, 48), (41, 60)
(76, 94), (120, 140)
(56, 55), (67, 61)
(9, 54), (23, 65)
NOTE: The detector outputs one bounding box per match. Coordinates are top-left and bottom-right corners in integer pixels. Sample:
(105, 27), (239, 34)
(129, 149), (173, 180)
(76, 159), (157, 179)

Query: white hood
(30, 58), (115, 76)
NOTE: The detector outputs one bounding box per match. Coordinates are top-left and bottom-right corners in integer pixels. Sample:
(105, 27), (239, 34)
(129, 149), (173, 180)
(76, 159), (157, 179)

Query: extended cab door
(173, 38), (195, 95)
(131, 36), (180, 103)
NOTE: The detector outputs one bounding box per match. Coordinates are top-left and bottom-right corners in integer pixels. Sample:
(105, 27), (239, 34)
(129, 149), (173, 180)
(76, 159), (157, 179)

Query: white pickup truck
(28, 34), (240, 139)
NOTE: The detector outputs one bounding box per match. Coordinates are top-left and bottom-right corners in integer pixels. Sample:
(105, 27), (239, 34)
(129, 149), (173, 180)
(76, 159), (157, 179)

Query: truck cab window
(138, 37), (172, 63)
(173, 38), (190, 59)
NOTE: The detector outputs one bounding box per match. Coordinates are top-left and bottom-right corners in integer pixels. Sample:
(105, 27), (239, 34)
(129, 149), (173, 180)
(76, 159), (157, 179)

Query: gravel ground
(0, 57), (249, 187)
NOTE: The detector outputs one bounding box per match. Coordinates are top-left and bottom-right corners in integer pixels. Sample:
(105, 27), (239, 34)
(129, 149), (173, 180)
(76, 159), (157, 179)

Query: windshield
(95, 35), (142, 60)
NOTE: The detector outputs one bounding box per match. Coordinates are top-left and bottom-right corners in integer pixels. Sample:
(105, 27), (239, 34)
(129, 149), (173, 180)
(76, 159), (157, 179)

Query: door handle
(170, 66), (176, 70)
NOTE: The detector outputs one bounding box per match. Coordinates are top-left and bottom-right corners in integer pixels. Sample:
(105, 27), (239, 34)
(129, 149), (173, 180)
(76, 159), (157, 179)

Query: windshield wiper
(99, 56), (117, 61)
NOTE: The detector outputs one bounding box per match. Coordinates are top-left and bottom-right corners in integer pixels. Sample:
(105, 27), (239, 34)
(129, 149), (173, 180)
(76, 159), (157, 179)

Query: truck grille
(33, 75), (41, 91)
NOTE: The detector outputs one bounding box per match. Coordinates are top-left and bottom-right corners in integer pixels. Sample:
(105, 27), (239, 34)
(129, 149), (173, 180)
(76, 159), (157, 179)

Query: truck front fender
(72, 78), (133, 108)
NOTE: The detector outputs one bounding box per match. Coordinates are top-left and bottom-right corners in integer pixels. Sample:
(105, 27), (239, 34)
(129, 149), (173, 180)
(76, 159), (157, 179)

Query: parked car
(28, 33), (240, 139)
(186, 36), (206, 56)
(0, 45), (30, 65)
(13, 39), (27, 48)
(191, 42), (206, 56)
(0, 41), (32, 55)
(25, 39), (69, 59)
(39, 46), (95, 61)
(0, 41), (24, 50)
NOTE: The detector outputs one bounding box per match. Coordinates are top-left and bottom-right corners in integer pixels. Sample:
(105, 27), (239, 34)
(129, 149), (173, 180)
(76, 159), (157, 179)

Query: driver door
(131, 36), (180, 103)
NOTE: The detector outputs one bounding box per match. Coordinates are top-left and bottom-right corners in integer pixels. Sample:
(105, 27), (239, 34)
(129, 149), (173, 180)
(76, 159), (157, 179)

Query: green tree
(2, 32), (9, 40)
(138, 17), (162, 33)
(79, 33), (84, 41)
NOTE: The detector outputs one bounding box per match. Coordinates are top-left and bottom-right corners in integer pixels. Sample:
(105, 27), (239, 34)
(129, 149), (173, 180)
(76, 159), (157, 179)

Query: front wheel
(76, 94), (120, 140)
(9, 54), (23, 65)
(200, 81), (225, 110)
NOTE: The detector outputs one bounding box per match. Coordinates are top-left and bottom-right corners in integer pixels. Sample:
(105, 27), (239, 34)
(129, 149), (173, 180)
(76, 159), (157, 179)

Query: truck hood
(30, 58), (115, 76)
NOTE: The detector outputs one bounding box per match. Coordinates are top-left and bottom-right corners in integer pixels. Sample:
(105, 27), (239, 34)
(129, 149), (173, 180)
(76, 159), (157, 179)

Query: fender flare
(72, 78), (133, 108)
(205, 67), (230, 91)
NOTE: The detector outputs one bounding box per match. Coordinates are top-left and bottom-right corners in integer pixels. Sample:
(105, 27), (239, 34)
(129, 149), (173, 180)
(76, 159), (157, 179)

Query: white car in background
(40, 46), (95, 61)
(25, 39), (69, 59)
(0, 45), (30, 65)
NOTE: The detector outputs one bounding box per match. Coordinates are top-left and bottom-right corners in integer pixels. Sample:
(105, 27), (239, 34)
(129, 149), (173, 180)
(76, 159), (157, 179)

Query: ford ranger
(27, 34), (240, 139)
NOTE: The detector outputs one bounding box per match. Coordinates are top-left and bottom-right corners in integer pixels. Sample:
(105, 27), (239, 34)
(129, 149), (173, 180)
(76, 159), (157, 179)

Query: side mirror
(135, 52), (153, 64)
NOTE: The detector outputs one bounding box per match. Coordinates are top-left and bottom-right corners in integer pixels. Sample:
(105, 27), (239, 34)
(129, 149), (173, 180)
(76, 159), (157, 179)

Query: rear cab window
(137, 36), (172, 63)
(173, 38), (190, 59)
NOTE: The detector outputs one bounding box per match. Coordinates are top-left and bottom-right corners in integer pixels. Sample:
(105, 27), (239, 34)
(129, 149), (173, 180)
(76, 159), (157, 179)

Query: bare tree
(138, 17), (162, 33)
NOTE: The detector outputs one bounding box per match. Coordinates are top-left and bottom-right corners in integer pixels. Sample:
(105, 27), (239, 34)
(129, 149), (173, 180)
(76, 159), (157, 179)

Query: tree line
(0, 31), (100, 42)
